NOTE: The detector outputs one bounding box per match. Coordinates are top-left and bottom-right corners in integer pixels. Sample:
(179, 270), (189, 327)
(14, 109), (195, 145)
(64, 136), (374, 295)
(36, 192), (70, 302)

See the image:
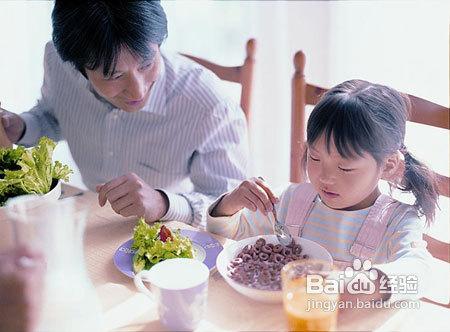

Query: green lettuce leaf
(0, 145), (25, 176)
(132, 218), (194, 273)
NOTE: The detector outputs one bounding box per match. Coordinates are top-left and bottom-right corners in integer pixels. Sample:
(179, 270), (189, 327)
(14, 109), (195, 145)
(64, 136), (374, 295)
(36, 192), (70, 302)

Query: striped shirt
(207, 183), (432, 301)
(18, 42), (249, 228)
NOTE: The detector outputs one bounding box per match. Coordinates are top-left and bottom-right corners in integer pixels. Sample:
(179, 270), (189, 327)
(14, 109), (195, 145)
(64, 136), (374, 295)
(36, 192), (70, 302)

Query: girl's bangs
(308, 95), (374, 160)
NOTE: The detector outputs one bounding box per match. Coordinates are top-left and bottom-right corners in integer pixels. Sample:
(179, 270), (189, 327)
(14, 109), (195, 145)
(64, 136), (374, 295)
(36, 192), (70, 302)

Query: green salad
(132, 218), (194, 273)
(0, 137), (72, 206)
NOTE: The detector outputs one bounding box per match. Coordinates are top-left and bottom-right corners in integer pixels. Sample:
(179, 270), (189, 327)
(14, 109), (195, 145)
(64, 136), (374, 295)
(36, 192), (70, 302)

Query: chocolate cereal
(227, 237), (308, 291)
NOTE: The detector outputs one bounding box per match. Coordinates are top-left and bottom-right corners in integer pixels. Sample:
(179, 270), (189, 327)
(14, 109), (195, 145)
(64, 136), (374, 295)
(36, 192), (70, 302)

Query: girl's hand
(210, 177), (278, 217)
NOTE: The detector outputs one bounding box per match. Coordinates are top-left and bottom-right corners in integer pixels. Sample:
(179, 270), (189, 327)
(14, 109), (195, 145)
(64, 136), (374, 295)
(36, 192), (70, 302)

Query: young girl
(207, 80), (438, 303)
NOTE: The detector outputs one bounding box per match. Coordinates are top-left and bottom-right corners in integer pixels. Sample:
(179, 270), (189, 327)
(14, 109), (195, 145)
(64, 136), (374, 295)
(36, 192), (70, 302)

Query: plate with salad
(113, 218), (223, 278)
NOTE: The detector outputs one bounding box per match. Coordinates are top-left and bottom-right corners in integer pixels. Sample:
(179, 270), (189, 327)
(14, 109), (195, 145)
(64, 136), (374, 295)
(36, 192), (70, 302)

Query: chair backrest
(291, 50), (450, 264)
(181, 38), (256, 125)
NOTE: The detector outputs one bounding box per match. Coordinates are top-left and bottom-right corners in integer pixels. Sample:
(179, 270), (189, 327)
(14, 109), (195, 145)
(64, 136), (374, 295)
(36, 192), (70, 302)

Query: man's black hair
(52, 0), (168, 76)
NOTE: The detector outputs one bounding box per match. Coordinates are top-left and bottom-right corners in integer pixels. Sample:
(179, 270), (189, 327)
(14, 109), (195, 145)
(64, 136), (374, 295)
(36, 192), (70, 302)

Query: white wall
(328, 0), (449, 176)
(164, 0), (449, 186)
(163, 1), (333, 186)
(0, 0), (85, 189)
(0, 0), (448, 190)
(0, 1), (52, 110)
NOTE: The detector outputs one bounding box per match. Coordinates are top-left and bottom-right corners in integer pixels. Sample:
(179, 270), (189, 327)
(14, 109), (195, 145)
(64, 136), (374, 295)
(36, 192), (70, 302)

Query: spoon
(272, 203), (294, 246)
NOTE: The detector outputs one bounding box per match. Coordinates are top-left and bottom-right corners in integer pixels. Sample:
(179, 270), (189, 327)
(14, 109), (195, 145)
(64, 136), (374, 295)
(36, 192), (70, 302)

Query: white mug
(134, 258), (209, 331)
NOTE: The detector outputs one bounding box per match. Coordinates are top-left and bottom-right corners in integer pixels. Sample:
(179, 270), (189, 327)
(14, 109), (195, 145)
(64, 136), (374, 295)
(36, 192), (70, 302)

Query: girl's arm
(340, 210), (431, 305)
(206, 179), (297, 240)
(206, 199), (274, 240)
(372, 210), (432, 302)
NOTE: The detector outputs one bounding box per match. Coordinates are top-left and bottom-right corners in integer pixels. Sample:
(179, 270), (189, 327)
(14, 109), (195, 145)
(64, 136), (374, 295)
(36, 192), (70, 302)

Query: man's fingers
(100, 175), (128, 195)
(105, 181), (133, 204)
(1, 116), (10, 128)
(97, 176), (128, 206)
(112, 195), (134, 212)
(0, 111), (15, 129)
(119, 204), (144, 217)
(0, 117), (12, 148)
(98, 193), (107, 207)
(0, 105), (14, 147)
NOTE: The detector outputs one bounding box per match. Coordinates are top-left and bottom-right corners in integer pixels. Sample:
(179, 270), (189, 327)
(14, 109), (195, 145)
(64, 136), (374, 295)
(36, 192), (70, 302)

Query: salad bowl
(0, 137), (71, 207)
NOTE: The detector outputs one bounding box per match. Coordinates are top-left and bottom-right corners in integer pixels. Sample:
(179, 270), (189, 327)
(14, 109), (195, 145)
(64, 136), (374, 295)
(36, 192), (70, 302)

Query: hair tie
(399, 144), (408, 155)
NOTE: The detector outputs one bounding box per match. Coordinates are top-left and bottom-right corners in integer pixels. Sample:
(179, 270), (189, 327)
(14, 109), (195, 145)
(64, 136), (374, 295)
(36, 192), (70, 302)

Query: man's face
(306, 134), (384, 211)
(85, 44), (161, 112)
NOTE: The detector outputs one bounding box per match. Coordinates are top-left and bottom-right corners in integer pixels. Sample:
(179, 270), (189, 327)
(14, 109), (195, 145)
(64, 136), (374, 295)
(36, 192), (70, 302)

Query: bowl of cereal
(216, 235), (332, 303)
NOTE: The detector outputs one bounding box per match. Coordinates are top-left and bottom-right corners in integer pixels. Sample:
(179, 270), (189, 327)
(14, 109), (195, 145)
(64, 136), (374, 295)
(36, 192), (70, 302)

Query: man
(0, 1), (248, 228)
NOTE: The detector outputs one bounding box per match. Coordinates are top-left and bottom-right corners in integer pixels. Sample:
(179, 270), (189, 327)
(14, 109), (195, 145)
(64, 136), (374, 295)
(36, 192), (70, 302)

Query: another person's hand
(96, 173), (169, 222)
(0, 246), (45, 332)
(211, 177), (278, 217)
(0, 103), (26, 147)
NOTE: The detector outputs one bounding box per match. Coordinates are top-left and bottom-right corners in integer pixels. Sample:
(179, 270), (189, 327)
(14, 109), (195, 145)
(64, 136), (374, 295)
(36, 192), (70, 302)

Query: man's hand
(0, 103), (25, 147)
(96, 173), (169, 222)
(0, 246), (45, 332)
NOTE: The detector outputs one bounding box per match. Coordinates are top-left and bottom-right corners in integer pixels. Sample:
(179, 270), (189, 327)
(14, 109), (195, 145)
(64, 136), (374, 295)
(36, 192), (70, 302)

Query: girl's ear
(381, 151), (404, 182)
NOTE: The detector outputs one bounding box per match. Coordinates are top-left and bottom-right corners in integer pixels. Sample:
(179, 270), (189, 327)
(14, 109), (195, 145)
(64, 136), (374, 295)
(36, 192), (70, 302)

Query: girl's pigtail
(399, 146), (439, 225)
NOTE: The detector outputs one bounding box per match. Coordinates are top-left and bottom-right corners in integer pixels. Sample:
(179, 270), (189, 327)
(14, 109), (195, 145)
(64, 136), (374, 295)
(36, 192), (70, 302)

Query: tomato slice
(159, 225), (173, 242)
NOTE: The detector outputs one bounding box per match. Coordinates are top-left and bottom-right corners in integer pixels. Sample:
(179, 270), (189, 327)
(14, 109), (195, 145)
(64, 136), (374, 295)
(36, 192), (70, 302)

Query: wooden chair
(291, 50), (450, 307)
(291, 50), (449, 187)
(181, 38), (256, 125)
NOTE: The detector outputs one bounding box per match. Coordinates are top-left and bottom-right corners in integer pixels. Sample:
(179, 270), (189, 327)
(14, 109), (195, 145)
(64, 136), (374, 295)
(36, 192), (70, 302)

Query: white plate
(216, 234), (332, 303)
(114, 229), (223, 278)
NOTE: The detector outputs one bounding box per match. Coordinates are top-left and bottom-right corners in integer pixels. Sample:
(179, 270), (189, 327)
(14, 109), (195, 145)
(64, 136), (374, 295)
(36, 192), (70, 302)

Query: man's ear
(381, 151), (404, 182)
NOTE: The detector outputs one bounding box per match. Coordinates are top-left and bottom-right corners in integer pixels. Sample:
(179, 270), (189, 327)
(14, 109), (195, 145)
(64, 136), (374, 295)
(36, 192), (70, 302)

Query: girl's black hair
(306, 79), (438, 224)
(52, 0), (168, 76)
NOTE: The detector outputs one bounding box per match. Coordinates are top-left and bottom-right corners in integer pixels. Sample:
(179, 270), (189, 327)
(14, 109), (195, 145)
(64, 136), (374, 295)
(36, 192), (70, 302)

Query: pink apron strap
(349, 194), (402, 261)
(284, 183), (317, 236)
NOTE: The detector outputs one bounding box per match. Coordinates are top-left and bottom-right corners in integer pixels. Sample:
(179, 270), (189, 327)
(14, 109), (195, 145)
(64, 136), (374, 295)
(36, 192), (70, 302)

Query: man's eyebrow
(106, 58), (155, 76)
(104, 70), (121, 78)
(103, 48), (157, 76)
(142, 48), (157, 62)
(108, 69), (121, 75)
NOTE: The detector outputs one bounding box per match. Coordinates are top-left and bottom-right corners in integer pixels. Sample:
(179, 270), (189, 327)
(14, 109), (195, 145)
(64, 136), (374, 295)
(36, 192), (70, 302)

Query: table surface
(1, 185), (448, 331)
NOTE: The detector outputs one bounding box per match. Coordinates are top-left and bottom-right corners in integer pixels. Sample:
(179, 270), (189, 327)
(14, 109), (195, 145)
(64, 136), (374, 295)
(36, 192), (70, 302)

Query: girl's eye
(339, 167), (354, 172)
(309, 155), (320, 162)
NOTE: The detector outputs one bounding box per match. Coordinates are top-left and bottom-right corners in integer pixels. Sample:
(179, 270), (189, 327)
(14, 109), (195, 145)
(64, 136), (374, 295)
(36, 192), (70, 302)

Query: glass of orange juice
(281, 259), (339, 332)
